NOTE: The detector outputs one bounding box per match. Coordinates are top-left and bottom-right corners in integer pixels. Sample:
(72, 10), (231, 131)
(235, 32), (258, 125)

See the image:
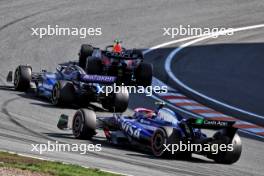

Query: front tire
(72, 109), (96, 139)
(14, 65), (32, 91)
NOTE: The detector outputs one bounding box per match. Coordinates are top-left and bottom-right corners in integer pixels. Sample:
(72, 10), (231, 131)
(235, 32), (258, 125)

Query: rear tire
(72, 109), (96, 139)
(79, 44), (93, 70)
(161, 127), (191, 159)
(151, 128), (167, 157)
(86, 56), (102, 75)
(102, 87), (129, 112)
(51, 81), (75, 106)
(14, 65), (32, 91)
(132, 49), (144, 59)
(135, 63), (153, 87)
(210, 132), (242, 164)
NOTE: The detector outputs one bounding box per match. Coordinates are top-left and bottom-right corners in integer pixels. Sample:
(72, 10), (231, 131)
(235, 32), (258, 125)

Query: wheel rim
(73, 114), (83, 137)
(51, 84), (60, 105)
(153, 133), (163, 150)
(14, 69), (20, 88)
(152, 131), (166, 156)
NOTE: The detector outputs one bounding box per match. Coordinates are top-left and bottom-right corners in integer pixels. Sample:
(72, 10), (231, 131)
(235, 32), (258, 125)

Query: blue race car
(7, 63), (129, 112)
(58, 102), (242, 164)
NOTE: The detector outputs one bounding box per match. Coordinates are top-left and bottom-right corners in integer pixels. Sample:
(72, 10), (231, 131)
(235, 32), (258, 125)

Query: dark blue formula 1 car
(7, 63), (129, 112)
(78, 40), (153, 87)
(58, 102), (242, 164)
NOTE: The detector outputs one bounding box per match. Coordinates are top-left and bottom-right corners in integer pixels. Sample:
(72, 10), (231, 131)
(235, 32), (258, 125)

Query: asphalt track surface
(0, 0), (264, 176)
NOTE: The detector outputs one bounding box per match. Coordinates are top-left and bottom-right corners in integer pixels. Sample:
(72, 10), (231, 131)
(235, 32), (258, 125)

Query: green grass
(0, 151), (121, 176)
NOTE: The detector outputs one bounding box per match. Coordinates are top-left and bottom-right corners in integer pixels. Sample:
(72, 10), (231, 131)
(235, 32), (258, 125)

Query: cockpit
(56, 64), (86, 80)
(57, 64), (85, 74)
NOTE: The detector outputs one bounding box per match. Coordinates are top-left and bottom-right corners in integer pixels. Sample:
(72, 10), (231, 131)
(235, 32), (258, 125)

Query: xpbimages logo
(163, 141), (234, 154)
(31, 25), (102, 38)
(31, 141), (102, 155)
(163, 25), (234, 38)
(98, 83), (168, 96)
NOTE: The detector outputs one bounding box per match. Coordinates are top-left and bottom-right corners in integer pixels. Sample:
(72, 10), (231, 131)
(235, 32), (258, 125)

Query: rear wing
(80, 74), (116, 84)
(186, 118), (236, 130)
(186, 118), (238, 139)
(103, 50), (141, 60)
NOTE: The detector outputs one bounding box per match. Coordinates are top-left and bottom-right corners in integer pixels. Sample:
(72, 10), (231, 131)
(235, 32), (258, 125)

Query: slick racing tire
(151, 128), (167, 157)
(79, 44), (93, 70)
(72, 109), (96, 139)
(51, 81), (75, 106)
(102, 87), (129, 112)
(210, 132), (242, 164)
(86, 56), (102, 75)
(132, 49), (144, 59)
(135, 62), (153, 87)
(14, 65), (32, 91)
(161, 127), (191, 159)
(151, 127), (190, 158)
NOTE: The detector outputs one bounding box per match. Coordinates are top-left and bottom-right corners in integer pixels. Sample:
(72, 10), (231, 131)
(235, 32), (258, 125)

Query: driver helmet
(113, 39), (122, 53)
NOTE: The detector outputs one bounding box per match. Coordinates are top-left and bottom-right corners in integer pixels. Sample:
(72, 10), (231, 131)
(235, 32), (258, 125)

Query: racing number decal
(121, 121), (141, 139)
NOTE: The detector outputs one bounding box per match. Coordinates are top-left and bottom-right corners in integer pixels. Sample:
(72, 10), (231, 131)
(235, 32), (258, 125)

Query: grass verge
(0, 151), (121, 176)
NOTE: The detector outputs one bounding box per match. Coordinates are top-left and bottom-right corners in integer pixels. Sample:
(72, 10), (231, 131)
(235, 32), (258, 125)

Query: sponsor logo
(121, 121), (141, 139)
(195, 118), (229, 127)
(82, 75), (116, 83)
(204, 120), (228, 127)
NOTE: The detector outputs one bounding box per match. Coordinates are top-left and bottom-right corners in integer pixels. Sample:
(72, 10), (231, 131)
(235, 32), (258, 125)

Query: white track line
(143, 35), (207, 55)
(143, 24), (264, 139)
(164, 24), (264, 120)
